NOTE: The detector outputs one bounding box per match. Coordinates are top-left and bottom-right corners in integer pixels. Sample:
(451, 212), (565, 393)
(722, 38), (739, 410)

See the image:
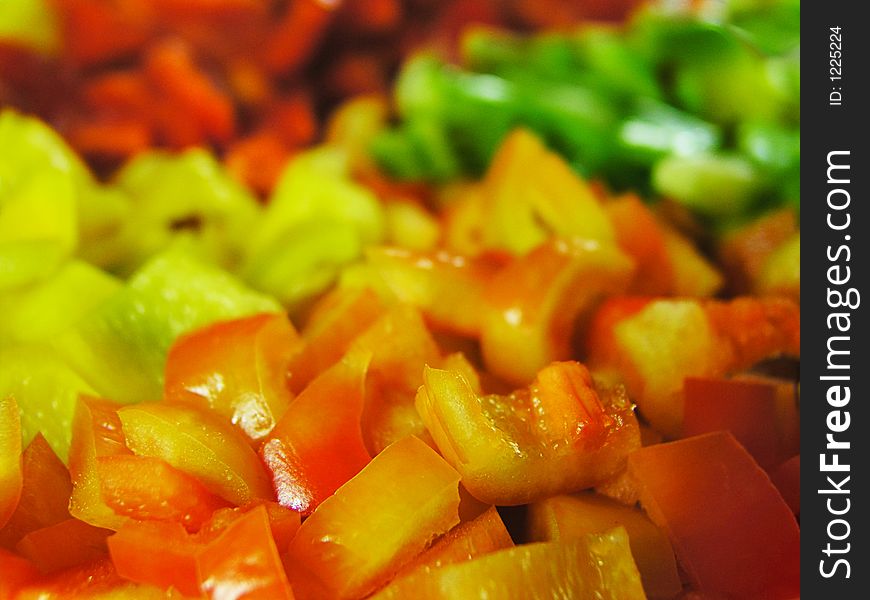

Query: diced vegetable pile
(1, 1), (799, 599)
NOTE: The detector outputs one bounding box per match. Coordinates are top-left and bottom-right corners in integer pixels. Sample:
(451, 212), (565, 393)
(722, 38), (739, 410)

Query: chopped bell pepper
(288, 286), (385, 393)
(67, 396), (131, 531)
(586, 296), (799, 437)
(363, 246), (503, 336)
(528, 493), (681, 599)
(164, 312), (301, 441)
(481, 237), (634, 386)
(118, 402), (273, 506)
(373, 529), (646, 600)
(96, 455), (229, 532)
(392, 505), (514, 582)
(260, 349), (371, 514)
(108, 520), (202, 596)
(54, 248), (281, 404)
(349, 306), (441, 454)
(417, 360), (640, 505)
(15, 517), (112, 575)
(0, 345), (96, 463)
(0, 547), (39, 598)
(285, 436), (461, 599)
(197, 505), (293, 600)
(628, 432), (799, 599)
(682, 376), (799, 469)
(0, 434), (72, 549)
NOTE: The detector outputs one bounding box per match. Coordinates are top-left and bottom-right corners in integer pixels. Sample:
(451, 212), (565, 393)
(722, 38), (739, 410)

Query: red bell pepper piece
(0, 547), (39, 598)
(164, 312), (301, 442)
(682, 376), (799, 469)
(261, 349), (371, 514)
(770, 455), (800, 516)
(628, 432), (800, 599)
(96, 455), (229, 532)
(0, 433), (72, 549)
(417, 361), (640, 505)
(16, 518), (112, 574)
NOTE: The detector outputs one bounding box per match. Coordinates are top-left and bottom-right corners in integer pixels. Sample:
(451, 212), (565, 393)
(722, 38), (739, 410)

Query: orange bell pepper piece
(393, 505), (513, 582)
(373, 529), (646, 600)
(628, 432), (800, 599)
(288, 287), (384, 393)
(604, 194), (673, 295)
(349, 306), (441, 454)
(417, 361), (640, 505)
(364, 247), (504, 337)
(286, 436), (461, 599)
(96, 455), (229, 532)
(586, 296), (799, 438)
(15, 518), (112, 575)
(0, 395), (23, 530)
(164, 313), (301, 442)
(108, 520), (202, 596)
(528, 493), (681, 599)
(199, 502), (301, 553)
(118, 402), (273, 506)
(260, 350), (371, 514)
(0, 434), (72, 549)
(682, 376), (799, 470)
(481, 237), (633, 386)
(197, 505), (293, 600)
(68, 396), (131, 531)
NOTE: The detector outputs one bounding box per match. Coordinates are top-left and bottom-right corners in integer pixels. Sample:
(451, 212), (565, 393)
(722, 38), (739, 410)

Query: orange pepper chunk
(164, 313), (301, 442)
(0, 434), (72, 549)
(288, 287), (385, 393)
(417, 361), (640, 505)
(372, 530), (646, 600)
(628, 432), (800, 599)
(16, 518), (112, 575)
(481, 237), (634, 386)
(198, 505), (293, 600)
(119, 402), (273, 506)
(528, 493), (681, 599)
(199, 502), (301, 552)
(605, 194), (673, 296)
(392, 505), (513, 583)
(350, 307), (441, 454)
(260, 350), (371, 514)
(364, 247), (504, 337)
(108, 520), (202, 596)
(68, 396), (131, 531)
(0, 395), (23, 530)
(587, 296), (799, 438)
(286, 436), (461, 599)
(96, 455), (229, 532)
(13, 558), (161, 600)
